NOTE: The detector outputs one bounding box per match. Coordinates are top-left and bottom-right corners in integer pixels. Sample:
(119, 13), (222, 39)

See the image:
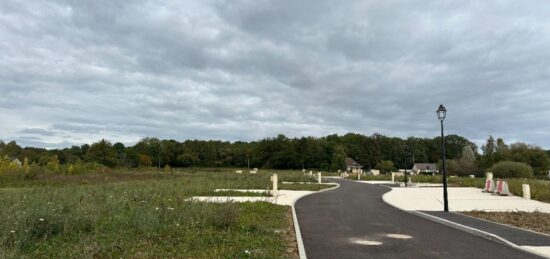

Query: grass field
(0, 168), (327, 258)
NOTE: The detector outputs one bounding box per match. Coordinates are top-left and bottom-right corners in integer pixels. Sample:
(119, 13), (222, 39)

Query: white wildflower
(39, 218), (44, 222)
(155, 207), (160, 210)
(168, 207), (174, 210)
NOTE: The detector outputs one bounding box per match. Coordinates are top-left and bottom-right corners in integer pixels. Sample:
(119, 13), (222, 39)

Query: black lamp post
(437, 104), (449, 212)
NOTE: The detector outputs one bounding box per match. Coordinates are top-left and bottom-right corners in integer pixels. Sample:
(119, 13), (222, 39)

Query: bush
(490, 161), (533, 178)
(207, 203), (240, 229)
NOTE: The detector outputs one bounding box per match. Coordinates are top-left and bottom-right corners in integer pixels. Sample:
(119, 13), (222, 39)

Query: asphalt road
(295, 179), (541, 259)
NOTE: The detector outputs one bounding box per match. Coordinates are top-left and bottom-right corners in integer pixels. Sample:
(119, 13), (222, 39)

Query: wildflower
(155, 207), (160, 210)
(245, 250), (251, 255)
(39, 218), (45, 222)
(10, 230), (15, 233)
(168, 207), (174, 210)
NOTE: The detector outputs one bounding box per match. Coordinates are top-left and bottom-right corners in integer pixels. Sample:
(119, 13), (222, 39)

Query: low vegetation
(0, 169), (327, 258)
(490, 161), (533, 178)
(461, 211), (550, 235)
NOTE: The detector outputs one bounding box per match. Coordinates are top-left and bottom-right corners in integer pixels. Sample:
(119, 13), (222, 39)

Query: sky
(1, 0), (550, 149)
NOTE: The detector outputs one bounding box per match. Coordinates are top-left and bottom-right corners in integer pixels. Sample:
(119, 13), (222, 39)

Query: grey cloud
(1, 0), (550, 149)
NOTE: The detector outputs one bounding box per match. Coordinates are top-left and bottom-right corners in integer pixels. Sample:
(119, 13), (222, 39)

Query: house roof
(413, 163), (437, 171)
(346, 158), (362, 167)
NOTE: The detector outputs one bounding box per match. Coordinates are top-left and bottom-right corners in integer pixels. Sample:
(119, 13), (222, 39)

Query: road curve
(295, 179), (541, 259)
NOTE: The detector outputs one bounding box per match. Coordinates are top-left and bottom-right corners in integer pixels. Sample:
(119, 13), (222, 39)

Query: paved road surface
(295, 179), (541, 259)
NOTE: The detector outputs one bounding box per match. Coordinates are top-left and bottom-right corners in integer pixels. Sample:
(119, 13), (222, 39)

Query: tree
(507, 143), (550, 177)
(85, 139), (117, 167)
(177, 153), (199, 167)
(138, 154), (152, 167)
(456, 146), (479, 176)
(375, 160), (395, 174)
(113, 142), (126, 166)
(331, 145), (347, 171)
(481, 136), (496, 167)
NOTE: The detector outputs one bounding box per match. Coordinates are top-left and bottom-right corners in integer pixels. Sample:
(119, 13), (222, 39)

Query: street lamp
(437, 104), (449, 212)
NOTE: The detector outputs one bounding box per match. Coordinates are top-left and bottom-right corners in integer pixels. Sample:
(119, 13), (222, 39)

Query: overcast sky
(1, 0), (550, 149)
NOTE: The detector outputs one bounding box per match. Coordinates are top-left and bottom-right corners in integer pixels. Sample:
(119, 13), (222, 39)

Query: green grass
(0, 168), (332, 258)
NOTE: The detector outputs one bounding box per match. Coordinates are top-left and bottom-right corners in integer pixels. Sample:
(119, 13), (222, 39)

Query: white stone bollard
(358, 172), (360, 181)
(486, 172), (493, 181)
(271, 174), (278, 194)
(469, 175), (475, 178)
(318, 172), (322, 183)
(392, 172), (395, 182)
(236, 170), (242, 174)
(523, 184), (531, 199)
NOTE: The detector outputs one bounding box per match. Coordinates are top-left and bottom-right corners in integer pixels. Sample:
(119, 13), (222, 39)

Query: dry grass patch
(461, 211), (550, 235)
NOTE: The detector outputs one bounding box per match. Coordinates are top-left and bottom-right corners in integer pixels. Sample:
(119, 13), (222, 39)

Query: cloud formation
(1, 0), (550, 148)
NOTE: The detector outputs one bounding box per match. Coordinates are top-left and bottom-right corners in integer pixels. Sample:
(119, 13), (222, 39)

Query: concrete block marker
(250, 170), (257, 174)
(391, 172), (395, 182)
(318, 172), (322, 184)
(523, 184), (531, 199)
(483, 179), (496, 193)
(271, 174), (278, 195)
(235, 170), (242, 174)
(496, 180), (511, 196)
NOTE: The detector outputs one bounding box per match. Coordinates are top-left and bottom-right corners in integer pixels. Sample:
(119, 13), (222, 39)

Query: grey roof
(346, 158), (362, 168)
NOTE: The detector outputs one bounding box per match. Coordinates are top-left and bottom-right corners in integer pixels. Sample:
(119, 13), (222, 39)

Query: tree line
(1, 133), (549, 176)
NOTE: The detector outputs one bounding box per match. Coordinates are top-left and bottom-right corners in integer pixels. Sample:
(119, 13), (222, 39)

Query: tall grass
(0, 169), (321, 258)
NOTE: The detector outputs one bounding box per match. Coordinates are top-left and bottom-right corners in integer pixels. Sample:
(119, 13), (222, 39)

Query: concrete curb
(379, 185), (549, 259)
(291, 181), (341, 259)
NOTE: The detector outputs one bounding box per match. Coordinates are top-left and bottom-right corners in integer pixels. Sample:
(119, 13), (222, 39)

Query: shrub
(490, 161), (533, 178)
(207, 203), (240, 229)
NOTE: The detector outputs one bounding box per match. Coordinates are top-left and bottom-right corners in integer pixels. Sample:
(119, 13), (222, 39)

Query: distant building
(346, 158), (362, 173)
(412, 163), (438, 174)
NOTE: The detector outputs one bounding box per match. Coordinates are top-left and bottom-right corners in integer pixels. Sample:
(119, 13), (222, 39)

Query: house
(346, 158), (362, 173)
(412, 163), (438, 174)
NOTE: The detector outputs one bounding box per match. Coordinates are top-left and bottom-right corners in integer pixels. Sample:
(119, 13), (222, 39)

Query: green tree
(85, 139), (117, 167)
(456, 146), (479, 176)
(375, 160), (395, 174)
(177, 153), (199, 167)
(331, 145), (347, 171)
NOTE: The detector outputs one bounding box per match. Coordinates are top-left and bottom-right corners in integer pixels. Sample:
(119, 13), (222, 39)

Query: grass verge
(460, 211), (550, 235)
